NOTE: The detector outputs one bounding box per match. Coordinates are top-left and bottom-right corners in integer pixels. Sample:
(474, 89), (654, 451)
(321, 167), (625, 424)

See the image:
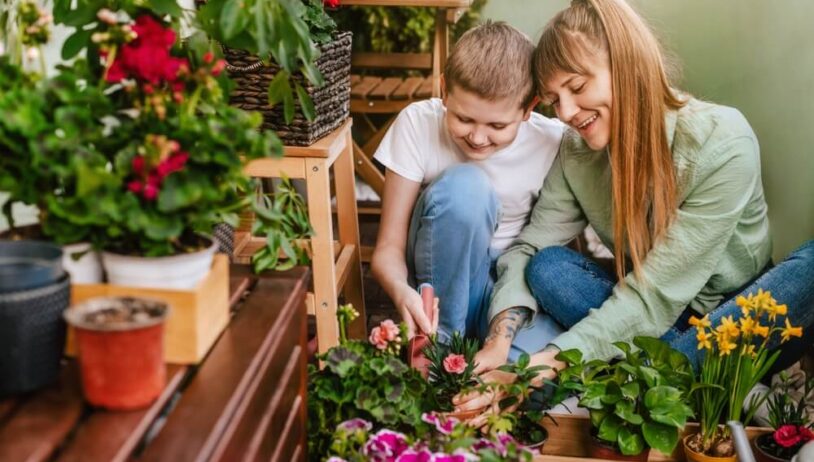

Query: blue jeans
(525, 240), (814, 371)
(407, 165), (562, 358)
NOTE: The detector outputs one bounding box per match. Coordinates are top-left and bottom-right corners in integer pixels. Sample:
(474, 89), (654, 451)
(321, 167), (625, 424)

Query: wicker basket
(225, 31), (352, 146)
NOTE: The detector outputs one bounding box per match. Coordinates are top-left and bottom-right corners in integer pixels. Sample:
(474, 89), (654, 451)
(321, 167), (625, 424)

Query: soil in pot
(512, 418), (548, 454)
(755, 432), (796, 462)
(684, 433), (737, 462)
(65, 296), (169, 410)
(588, 434), (650, 462)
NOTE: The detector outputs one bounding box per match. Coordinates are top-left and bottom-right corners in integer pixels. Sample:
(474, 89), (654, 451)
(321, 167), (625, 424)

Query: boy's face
(442, 84), (532, 161)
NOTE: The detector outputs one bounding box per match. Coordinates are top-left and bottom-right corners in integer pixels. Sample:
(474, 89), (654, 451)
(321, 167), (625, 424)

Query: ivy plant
(250, 177), (313, 273)
(555, 336), (695, 456)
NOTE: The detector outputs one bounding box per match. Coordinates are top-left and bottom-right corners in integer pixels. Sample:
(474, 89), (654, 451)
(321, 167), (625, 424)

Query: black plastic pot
(0, 240), (65, 293)
(0, 275), (70, 396)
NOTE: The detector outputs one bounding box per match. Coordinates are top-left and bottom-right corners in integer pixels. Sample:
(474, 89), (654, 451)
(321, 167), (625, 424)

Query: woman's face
(540, 51), (613, 151)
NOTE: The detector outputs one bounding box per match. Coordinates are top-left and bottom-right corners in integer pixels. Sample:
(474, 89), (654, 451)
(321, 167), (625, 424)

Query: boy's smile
(442, 85), (532, 161)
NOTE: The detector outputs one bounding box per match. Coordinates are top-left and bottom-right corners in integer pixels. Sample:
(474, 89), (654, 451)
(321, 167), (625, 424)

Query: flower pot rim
(682, 433), (738, 462)
(64, 296), (170, 332)
(101, 235), (216, 261)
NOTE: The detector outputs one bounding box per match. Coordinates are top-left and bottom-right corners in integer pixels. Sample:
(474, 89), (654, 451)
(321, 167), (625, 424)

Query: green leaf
(295, 84), (316, 121)
(644, 386), (683, 410)
(597, 414), (622, 442)
(283, 86), (295, 123)
(639, 366), (661, 388)
(589, 409), (607, 428)
(614, 400), (644, 425)
(579, 383), (607, 410)
(555, 349), (583, 366)
(617, 426), (645, 456)
(642, 421), (679, 455)
(62, 29), (93, 60)
(149, 0), (183, 17)
(649, 402), (694, 428)
(267, 71), (291, 107)
(220, 0), (250, 40)
(621, 382), (640, 400)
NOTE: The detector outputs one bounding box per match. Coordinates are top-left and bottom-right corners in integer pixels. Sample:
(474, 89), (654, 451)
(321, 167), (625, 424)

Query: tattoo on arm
(484, 307), (531, 345)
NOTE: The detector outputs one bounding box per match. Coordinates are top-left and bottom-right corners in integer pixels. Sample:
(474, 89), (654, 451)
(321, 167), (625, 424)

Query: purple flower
(337, 418), (372, 433)
(327, 458), (347, 462)
(472, 438), (497, 452)
(421, 412), (458, 435)
(433, 453), (469, 462)
(363, 429), (409, 461)
(396, 448), (434, 462)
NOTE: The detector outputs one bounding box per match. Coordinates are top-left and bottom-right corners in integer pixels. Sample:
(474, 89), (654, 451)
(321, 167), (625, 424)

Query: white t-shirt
(374, 98), (564, 251)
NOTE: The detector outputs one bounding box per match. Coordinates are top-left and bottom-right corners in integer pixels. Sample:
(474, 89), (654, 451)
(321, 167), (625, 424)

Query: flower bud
(97, 8), (118, 25)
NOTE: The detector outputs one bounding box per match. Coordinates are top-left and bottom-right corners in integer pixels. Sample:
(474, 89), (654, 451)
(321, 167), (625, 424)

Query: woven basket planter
(225, 31), (352, 146)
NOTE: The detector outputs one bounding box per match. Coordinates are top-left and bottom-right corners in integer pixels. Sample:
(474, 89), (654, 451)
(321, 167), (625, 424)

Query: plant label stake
(408, 283), (435, 378)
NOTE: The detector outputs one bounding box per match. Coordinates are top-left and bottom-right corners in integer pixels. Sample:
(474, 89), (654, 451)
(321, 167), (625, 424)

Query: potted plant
(43, 1), (282, 288)
(685, 290), (804, 461)
(198, 0), (352, 146)
(325, 413), (533, 461)
(63, 296), (169, 409)
(423, 331), (480, 418)
(307, 304), (434, 461)
(555, 336), (696, 461)
(753, 371), (814, 462)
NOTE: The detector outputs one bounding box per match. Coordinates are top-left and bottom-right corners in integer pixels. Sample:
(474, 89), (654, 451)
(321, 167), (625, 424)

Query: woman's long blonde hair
(534, 0), (685, 282)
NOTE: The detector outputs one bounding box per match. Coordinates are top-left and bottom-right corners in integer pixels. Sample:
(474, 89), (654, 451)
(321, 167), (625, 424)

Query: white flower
(96, 8), (118, 25)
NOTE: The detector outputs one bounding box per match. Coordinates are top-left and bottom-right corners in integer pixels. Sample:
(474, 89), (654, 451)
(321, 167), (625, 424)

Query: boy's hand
(473, 340), (511, 375)
(393, 283), (435, 338)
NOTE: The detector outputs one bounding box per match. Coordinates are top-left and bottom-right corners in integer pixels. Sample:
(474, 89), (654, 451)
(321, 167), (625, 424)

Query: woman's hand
(472, 341), (511, 375)
(452, 369), (517, 428)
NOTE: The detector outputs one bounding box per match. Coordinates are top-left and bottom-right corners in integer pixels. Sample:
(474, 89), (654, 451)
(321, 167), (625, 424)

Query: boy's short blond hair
(444, 21), (535, 108)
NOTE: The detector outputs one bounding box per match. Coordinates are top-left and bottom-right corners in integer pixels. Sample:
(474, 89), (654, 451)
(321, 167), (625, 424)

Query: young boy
(370, 22), (563, 370)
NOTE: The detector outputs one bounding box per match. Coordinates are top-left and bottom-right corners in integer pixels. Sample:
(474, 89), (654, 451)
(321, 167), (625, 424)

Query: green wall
(483, 0), (814, 259)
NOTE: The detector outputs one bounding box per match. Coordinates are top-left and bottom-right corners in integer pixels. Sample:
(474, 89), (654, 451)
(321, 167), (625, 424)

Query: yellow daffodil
(718, 338), (737, 356)
(739, 316), (756, 336)
(696, 330), (713, 350)
(775, 304), (788, 317)
(753, 323), (770, 338)
(689, 314), (711, 328)
(716, 316), (740, 338)
(736, 295), (753, 316)
(742, 344), (757, 358)
(781, 318), (803, 343)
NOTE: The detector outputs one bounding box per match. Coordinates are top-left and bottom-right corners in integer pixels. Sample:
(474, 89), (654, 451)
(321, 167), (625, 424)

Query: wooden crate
(534, 413), (771, 461)
(66, 254), (230, 364)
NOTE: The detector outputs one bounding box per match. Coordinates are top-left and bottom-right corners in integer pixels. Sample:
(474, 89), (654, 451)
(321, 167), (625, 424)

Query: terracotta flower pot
(683, 434), (737, 462)
(442, 408), (481, 422)
(65, 296), (169, 410)
(587, 435), (650, 461)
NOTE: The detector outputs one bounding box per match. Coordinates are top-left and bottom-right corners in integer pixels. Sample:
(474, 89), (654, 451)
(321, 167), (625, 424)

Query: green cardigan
(490, 97), (772, 361)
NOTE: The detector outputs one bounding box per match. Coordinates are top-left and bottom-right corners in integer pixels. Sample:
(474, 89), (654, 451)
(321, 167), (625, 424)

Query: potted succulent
(753, 371), (814, 462)
(64, 296), (169, 410)
(685, 290), (804, 462)
(555, 336), (695, 461)
(307, 304), (434, 461)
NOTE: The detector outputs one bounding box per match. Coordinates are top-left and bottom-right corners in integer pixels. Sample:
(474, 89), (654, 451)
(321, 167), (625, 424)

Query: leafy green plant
(250, 177), (313, 273)
(333, 0), (487, 54)
(197, 0), (337, 123)
(307, 305), (433, 461)
(423, 331), (479, 412)
(555, 336), (695, 456)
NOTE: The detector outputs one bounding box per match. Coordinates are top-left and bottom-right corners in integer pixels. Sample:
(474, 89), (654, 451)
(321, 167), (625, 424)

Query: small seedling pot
(65, 296), (169, 410)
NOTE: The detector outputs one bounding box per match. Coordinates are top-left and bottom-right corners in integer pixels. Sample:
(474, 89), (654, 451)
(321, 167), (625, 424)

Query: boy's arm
(370, 169), (431, 338)
(473, 306), (531, 374)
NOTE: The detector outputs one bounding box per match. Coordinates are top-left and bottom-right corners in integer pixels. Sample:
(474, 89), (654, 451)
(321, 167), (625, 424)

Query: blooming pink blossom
(443, 354), (467, 374)
(363, 429), (409, 461)
(421, 412), (457, 435)
(369, 326), (388, 350)
(380, 319), (400, 341)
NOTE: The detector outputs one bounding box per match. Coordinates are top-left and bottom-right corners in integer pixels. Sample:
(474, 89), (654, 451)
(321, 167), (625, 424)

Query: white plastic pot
(62, 242), (103, 284)
(101, 239), (217, 290)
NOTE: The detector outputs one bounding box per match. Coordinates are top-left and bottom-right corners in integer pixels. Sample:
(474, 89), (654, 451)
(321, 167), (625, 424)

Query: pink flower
(421, 412), (457, 435)
(324, 0), (340, 7)
(443, 354), (467, 374)
(202, 51), (214, 64)
(131, 155), (145, 174)
(775, 425), (802, 448)
(799, 426), (814, 442)
(363, 429), (409, 461)
(127, 180), (143, 193)
(395, 449), (433, 462)
(380, 320), (400, 341)
(369, 326), (388, 350)
(211, 59), (226, 77)
(337, 418), (372, 432)
(157, 151), (188, 178)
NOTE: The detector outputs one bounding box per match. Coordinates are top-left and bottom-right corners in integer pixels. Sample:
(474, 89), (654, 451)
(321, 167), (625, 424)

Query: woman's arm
(371, 169), (428, 338)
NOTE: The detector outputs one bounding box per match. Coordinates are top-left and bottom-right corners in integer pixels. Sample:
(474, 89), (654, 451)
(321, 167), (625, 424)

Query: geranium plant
(308, 304), (433, 461)
(326, 413), (533, 462)
(555, 336), (695, 457)
(44, 1), (280, 256)
(688, 289), (803, 457)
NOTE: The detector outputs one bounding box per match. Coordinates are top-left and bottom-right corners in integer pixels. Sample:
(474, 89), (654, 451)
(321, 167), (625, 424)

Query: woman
(456, 0), (814, 417)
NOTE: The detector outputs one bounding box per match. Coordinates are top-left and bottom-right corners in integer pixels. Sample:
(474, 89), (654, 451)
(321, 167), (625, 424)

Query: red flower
(775, 425), (802, 448)
(323, 0), (340, 7)
(443, 354), (467, 375)
(799, 426), (814, 442)
(132, 155), (145, 174)
(105, 15), (187, 85)
(202, 51), (214, 64)
(211, 59), (226, 77)
(156, 151), (189, 178)
(127, 180), (143, 193)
